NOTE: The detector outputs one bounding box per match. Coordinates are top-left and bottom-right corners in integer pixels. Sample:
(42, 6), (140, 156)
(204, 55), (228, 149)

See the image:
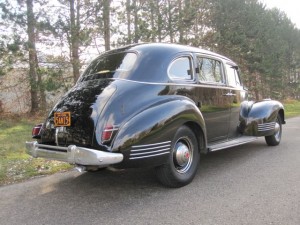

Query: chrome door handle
(223, 92), (236, 96)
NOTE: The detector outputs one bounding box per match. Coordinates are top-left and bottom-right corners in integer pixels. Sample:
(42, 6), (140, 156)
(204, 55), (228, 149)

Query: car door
(224, 63), (247, 139)
(194, 55), (231, 143)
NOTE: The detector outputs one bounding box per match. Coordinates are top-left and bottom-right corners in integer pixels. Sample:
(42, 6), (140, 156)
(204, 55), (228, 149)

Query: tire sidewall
(265, 114), (282, 146)
(168, 126), (200, 184)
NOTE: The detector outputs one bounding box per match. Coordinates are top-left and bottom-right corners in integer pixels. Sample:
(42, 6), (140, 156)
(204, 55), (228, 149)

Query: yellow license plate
(54, 112), (71, 127)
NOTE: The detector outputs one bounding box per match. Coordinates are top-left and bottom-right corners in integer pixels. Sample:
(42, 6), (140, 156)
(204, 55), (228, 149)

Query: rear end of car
(26, 48), (140, 169)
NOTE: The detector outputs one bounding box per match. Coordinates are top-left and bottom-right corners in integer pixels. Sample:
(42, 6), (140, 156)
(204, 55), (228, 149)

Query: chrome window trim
(167, 55), (196, 83)
(225, 63), (243, 88)
(195, 54), (226, 86)
(113, 77), (243, 91)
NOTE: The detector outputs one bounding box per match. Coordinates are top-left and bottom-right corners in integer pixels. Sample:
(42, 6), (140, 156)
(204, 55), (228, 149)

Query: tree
(206, 0), (300, 100)
(0, 0), (47, 112)
(125, 0), (132, 44)
(26, 0), (41, 112)
(1, 0), (300, 114)
(69, 0), (80, 82)
(103, 0), (111, 51)
(51, 0), (95, 84)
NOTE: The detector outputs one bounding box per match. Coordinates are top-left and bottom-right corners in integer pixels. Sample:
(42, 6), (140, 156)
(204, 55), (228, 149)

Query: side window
(168, 57), (193, 81)
(197, 56), (223, 83)
(226, 64), (242, 87)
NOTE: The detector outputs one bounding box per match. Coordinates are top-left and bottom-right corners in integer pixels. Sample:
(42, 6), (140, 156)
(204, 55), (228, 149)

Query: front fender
(244, 99), (285, 136)
(111, 98), (206, 168)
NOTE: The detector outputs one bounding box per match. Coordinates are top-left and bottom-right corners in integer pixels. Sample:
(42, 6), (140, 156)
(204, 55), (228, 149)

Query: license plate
(54, 112), (71, 127)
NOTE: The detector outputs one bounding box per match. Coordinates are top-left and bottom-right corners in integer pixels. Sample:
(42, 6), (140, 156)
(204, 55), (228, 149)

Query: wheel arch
(184, 121), (207, 154)
(243, 99), (285, 136)
(278, 108), (285, 124)
(110, 97), (207, 168)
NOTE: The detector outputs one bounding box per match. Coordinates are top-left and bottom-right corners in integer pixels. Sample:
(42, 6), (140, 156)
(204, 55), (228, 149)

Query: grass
(283, 99), (300, 118)
(0, 100), (300, 186)
(0, 116), (72, 186)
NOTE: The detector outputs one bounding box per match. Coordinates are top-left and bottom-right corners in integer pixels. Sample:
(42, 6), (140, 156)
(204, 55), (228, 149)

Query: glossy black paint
(40, 79), (115, 149)
(36, 43), (285, 168)
(242, 99), (285, 136)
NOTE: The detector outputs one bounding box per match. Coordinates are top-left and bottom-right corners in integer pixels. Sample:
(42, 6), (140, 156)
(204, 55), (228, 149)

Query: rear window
(80, 52), (137, 81)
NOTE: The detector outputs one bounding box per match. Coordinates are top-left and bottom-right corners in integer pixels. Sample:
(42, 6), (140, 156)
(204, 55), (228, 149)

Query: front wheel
(265, 114), (282, 146)
(155, 126), (200, 188)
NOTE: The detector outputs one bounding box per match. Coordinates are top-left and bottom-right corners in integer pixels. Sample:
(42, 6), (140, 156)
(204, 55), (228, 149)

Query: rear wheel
(156, 126), (200, 188)
(265, 114), (282, 146)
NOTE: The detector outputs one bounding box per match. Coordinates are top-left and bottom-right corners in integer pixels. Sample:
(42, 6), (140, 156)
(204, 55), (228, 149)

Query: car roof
(107, 43), (236, 65)
(98, 43), (238, 83)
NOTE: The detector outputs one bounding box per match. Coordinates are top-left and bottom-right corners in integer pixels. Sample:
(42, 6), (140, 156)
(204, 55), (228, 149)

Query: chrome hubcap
(173, 138), (193, 173)
(274, 121), (281, 142)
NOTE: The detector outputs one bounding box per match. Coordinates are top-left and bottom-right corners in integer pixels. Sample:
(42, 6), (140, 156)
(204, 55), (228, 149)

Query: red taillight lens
(32, 123), (43, 138)
(101, 125), (118, 143)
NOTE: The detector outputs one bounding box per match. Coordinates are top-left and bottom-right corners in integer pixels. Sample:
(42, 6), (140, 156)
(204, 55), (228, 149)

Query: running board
(208, 136), (258, 152)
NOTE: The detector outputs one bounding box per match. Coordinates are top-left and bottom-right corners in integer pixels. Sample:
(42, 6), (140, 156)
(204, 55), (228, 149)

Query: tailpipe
(75, 166), (86, 173)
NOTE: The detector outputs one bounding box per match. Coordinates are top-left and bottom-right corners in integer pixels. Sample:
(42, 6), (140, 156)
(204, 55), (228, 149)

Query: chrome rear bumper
(25, 141), (123, 166)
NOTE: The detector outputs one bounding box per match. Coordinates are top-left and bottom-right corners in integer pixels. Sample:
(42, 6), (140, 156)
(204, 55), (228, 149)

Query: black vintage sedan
(26, 43), (285, 187)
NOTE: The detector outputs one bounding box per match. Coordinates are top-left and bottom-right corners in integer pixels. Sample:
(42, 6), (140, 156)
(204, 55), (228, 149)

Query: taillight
(32, 123), (43, 139)
(101, 125), (118, 144)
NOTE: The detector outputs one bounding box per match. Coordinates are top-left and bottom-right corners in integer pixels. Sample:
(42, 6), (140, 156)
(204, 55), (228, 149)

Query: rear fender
(111, 98), (206, 168)
(243, 100), (285, 136)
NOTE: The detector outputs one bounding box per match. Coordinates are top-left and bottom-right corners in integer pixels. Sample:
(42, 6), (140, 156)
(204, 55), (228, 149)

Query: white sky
(260, 0), (300, 28)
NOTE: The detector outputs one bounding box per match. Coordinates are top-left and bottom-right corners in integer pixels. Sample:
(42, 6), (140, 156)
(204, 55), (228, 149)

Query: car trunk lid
(40, 79), (116, 147)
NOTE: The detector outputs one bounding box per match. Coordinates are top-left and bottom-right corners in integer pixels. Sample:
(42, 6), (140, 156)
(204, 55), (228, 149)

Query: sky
(260, 0), (300, 28)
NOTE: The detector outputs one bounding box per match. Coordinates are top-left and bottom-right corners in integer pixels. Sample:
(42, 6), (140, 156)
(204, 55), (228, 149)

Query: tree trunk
(168, 0), (173, 43)
(150, 1), (155, 42)
(156, 1), (162, 42)
(126, 0), (131, 44)
(178, 0), (184, 43)
(70, 0), (80, 83)
(35, 54), (46, 112)
(133, 0), (139, 43)
(26, 0), (39, 113)
(103, 0), (111, 51)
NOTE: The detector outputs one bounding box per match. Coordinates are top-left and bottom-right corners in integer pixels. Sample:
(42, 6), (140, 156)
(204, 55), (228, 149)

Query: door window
(197, 57), (224, 84)
(226, 64), (242, 87)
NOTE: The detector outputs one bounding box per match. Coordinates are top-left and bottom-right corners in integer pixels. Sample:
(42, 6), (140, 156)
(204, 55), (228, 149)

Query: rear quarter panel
(111, 98), (206, 168)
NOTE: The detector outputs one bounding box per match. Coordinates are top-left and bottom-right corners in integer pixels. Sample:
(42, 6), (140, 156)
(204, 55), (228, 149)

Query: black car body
(26, 43), (285, 187)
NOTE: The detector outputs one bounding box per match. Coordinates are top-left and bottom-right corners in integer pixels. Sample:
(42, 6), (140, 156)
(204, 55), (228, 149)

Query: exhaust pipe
(75, 166), (86, 172)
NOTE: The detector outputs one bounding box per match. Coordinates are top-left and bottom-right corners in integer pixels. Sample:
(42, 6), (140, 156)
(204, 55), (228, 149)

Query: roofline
(101, 42), (237, 65)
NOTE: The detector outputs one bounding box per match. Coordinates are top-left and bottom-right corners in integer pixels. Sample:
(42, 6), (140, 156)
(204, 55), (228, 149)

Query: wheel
(265, 114), (282, 146)
(155, 126), (200, 188)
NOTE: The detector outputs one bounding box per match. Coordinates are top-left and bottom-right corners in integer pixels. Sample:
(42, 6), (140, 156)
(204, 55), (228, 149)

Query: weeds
(283, 100), (300, 118)
(0, 116), (72, 186)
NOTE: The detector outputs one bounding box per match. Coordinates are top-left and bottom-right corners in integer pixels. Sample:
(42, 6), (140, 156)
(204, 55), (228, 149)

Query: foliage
(0, 0), (300, 114)
(206, 0), (300, 100)
(0, 117), (72, 186)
